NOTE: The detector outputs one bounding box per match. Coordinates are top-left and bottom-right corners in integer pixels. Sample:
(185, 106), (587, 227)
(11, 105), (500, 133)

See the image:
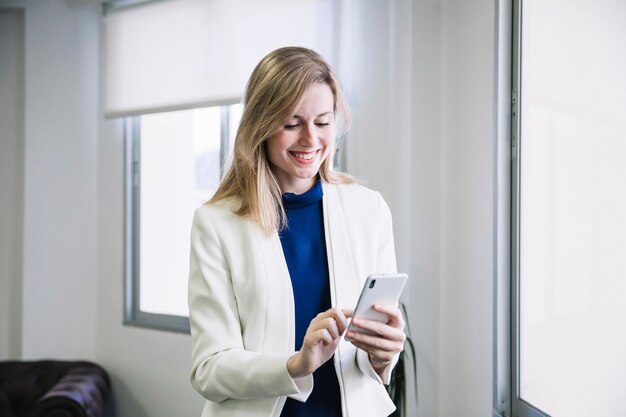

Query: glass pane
(519, 1), (626, 416)
(139, 107), (221, 316)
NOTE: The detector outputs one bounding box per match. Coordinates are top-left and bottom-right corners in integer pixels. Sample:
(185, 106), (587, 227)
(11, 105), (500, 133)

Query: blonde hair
(209, 46), (356, 235)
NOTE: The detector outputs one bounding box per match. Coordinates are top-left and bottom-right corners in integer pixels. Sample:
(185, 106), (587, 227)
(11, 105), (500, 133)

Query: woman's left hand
(345, 304), (406, 375)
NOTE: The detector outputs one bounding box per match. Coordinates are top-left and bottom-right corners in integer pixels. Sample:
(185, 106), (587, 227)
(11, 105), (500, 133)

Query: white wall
(0, 2), (202, 414)
(411, 1), (443, 416)
(350, 1), (495, 416)
(439, 0), (495, 415)
(352, 0), (496, 416)
(0, 0), (100, 360)
(97, 119), (204, 417)
(0, 8), (25, 360)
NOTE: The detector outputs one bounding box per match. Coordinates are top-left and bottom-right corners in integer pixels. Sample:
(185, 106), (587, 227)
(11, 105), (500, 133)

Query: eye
(316, 122), (331, 127)
(284, 123), (299, 130)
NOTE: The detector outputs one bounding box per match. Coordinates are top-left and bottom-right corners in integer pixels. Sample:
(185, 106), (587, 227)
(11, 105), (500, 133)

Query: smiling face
(266, 83), (335, 194)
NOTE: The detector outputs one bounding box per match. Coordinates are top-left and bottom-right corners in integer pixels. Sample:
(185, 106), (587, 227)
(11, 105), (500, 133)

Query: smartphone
(347, 273), (408, 336)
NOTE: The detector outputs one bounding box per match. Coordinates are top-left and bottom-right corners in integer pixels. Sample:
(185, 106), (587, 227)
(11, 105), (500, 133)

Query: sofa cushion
(0, 360), (110, 417)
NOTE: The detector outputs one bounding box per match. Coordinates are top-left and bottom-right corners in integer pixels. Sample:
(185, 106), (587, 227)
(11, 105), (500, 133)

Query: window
(509, 0), (626, 416)
(124, 103), (242, 333)
(106, 0), (338, 333)
(124, 103), (347, 332)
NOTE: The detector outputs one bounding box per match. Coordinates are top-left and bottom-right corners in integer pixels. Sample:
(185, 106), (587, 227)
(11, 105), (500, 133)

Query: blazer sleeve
(188, 208), (313, 403)
(355, 192), (401, 385)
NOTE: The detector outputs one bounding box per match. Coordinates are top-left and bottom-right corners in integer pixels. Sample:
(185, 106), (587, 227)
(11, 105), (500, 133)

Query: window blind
(104, 0), (334, 117)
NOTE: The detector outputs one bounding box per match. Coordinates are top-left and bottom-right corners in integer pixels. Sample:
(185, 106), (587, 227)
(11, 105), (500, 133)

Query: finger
(346, 331), (404, 357)
(349, 340), (398, 363)
(346, 329), (403, 350)
(372, 304), (405, 328)
(317, 308), (349, 334)
(310, 317), (340, 340)
(324, 317), (340, 339)
(350, 318), (406, 341)
(328, 307), (349, 334)
(345, 331), (405, 360)
(315, 329), (343, 349)
(319, 329), (334, 346)
(307, 328), (334, 346)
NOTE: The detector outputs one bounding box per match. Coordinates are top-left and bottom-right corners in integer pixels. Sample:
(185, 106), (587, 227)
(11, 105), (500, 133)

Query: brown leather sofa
(0, 360), (111, 417)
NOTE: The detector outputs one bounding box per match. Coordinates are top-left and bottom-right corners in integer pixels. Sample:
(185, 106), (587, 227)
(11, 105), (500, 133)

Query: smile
(289, 150), (318, 162)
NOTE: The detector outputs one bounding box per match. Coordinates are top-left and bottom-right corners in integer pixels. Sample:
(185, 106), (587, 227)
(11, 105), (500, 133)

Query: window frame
(123, 103), (238, 334)
(495, 0), (552, 416)
(494, 0), (514, 416)
(508, 1), (558, 416)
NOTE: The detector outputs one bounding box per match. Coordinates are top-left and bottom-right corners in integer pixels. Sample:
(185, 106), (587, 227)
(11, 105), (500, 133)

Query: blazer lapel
(253, 227), (296, 353)
(322, 183), (362, 311)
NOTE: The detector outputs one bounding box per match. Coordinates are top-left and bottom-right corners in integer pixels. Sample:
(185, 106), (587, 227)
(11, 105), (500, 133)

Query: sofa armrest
(27, 364), (111, 417)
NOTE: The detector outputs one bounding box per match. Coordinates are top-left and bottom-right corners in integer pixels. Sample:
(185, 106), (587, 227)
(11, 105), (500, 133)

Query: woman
(188, 47), (405, 417)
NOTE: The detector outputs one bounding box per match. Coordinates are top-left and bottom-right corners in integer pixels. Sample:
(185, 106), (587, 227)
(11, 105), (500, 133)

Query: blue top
(278, 180), (342, 417)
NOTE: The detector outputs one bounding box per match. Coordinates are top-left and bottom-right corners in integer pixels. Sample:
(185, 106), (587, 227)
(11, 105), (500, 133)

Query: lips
(289, 150), (319, 163)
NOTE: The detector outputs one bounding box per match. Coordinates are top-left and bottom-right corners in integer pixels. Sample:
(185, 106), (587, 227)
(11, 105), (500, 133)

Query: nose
(299, 122), (317, 147)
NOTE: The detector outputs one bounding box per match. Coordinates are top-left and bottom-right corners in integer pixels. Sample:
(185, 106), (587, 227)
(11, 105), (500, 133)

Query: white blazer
(188, 182), (399, 417)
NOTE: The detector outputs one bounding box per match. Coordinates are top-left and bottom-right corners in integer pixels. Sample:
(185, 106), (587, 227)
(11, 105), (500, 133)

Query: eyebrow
(292, 111), (334, 119)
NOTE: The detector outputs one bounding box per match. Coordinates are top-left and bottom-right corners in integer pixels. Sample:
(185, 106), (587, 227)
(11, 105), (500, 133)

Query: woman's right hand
(287, 308), (352, 378)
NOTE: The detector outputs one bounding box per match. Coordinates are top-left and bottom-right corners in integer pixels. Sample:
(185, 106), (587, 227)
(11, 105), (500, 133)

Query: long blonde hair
(209, 46), (356, 235)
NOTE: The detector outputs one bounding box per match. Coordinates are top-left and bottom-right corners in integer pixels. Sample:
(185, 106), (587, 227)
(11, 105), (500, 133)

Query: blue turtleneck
(279, 180), (342, 417)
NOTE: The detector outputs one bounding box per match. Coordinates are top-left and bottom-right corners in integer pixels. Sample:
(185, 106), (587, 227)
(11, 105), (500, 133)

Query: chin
(295, 169), (321, 180)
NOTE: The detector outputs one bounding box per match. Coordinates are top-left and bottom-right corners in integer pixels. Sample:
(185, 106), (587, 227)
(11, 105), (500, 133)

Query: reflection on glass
(519, 1), (626, 416)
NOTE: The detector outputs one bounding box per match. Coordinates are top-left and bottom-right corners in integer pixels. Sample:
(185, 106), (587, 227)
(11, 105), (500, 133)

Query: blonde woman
(188, 47), (405, 417)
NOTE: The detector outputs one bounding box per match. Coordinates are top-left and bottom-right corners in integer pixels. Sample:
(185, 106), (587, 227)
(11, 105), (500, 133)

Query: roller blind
(104, 0), (335, 117)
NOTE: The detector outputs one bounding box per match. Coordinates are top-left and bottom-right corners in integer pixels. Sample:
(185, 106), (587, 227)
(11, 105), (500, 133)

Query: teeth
(292, 152), (315, 160)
